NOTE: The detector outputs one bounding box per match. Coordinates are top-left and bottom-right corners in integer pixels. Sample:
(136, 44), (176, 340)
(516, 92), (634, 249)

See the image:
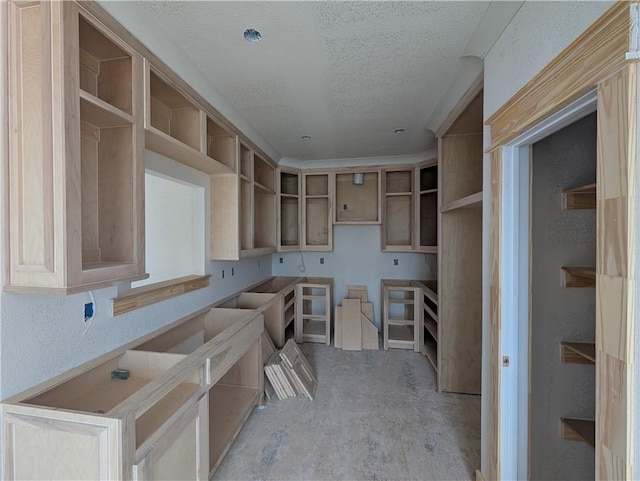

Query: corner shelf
(562, 183), (596, 210)
(560, 418), (595, 448)
(561, 267), (596, 287)
(441, 191), (483, 213)
(561, 342), (595, 364)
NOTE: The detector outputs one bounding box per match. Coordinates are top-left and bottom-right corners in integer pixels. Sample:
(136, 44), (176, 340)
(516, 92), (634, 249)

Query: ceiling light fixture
(243, 28), (261, 43)
(394, 128), (406, 135)
(301, 135), (311, 141)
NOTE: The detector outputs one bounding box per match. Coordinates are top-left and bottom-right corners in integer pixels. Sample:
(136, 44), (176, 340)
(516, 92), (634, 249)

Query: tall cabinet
(435, 88), (483, 394)
(6, 1), (147, 294)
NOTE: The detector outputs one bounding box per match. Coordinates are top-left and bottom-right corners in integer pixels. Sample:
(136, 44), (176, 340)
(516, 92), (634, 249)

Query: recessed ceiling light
(244, 28), (261, 43)
(394, 128), (406, 135)
(301, 135), (312, 141)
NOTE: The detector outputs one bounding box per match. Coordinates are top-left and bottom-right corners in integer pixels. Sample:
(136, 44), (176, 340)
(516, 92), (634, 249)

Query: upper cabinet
(144, 66), (235, 175)
(381, 159), (438, 253)
(334, 171), (381, 224)
(210, 145), (277, 260)
(302, 173), (333, 251)
(6, 1), (147, 293)
(278, 169), (301, 251)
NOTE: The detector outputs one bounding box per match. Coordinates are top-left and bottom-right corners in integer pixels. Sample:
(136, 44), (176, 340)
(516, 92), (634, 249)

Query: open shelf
(560, 418), (595, 448)
(441, 191), (483, 213)
(79, 15), (132, 115)
(423, 337), (438, 371)
(386, 170), (412, 194)
(424, 316), (438, 341)
(562, 183), (596, 210)
(335, 171), (380, 224)
(561, 342), (595, 364)
(254, 155), (275, 191)
(562, 267), (596, 287)
(206, 117), (236, 172)
(209, 384), (261, 473)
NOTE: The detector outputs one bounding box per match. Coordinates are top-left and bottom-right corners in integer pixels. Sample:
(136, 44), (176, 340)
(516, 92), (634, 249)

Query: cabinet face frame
(414, 158), (439, 254)
(277, 167), (301, 251)
(381, 168), (415, 252)
(301, 172), (334, 251)
(6, 0), (146, 294)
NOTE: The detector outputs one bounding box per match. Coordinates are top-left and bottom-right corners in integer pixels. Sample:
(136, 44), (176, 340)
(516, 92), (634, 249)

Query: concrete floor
(213, 343), (480, 481)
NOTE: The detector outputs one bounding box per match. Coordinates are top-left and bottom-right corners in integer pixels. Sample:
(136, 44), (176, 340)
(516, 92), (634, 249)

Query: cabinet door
(133, 395), (208, 481)
(302, 173), (333, 251)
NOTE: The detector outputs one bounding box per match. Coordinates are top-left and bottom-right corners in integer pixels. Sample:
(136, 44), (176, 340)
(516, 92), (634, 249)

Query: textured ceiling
(134, 1), (494, 162)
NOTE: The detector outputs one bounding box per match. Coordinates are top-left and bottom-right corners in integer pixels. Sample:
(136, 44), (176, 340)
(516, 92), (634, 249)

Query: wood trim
(436, 72), (484, 138)
(111, 275), (211, 316)
(486, 2), (630, 151)
(488, 150), (502, 481)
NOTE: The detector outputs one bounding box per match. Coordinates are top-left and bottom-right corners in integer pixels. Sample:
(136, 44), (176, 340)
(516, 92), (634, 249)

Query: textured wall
(530, 113), (596, 480)
(272, 225), (436, 329)
(484, 1), (613, 120)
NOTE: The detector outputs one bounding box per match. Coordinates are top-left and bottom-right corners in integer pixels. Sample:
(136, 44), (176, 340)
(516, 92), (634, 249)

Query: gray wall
(530, 113), (596, 480)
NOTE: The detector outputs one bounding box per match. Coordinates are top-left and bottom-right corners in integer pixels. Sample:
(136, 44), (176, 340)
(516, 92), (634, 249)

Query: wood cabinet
(295, 278), (332, 345)
(211, 144), (277, 260)
(334, 171), (381, 224)
(436, 88), (483, 394)
(6, 1), (147, 294)
(381, 160), (438, 253)
(302, 173), (333, 251)
(1, 307), (264, 480)
(278, 169), (301, 250)
(414, 280), (438, 371)
(381, 280), (422, 352)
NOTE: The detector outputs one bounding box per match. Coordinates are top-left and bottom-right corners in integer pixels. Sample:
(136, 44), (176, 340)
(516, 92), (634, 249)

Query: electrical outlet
(221, 270), (225, 279)
(320, 257), (325, 264)
(279, 257), (283, 264)
(343, 203), (348, 211)
(231, 267), (235, 276)
(84, 302), (94, 321)
(393, 259), (399, 266)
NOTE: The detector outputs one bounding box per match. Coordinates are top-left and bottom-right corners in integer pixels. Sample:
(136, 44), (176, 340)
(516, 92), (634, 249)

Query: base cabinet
(1, 308), (263, 480)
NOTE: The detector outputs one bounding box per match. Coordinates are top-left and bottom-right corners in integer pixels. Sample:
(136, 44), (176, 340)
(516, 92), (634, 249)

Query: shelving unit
(436, 87), (483, 394)
(278, 170), (301, 250)
(302, 173), (333, 251)
(6, 1), (147, 293)
(295, 279), (332, 345)
(382, 169), (414, 251)
(562, 266), (596, 287)
(206, 117), (236, 172)
(334, 171), (380, 224)
(382, 280), (421, 352)
(210, 144), (277, 260)
(417, 162), (439, 253)
(413, 280), (438, 371)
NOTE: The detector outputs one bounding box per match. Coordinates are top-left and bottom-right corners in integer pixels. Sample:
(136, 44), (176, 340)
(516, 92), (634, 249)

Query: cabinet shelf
(420, 188), (438, 195)
(80, 90), (133, 126)
(561, 267), (596, 287)
(441, 191), (483, 213)
(562, 183), (596, 210)
(424, 316), (438, 341)
(386, 191), (412, 197)
(561, 342), (595, 364)
(423, 338), (438, 371)
(560, 418), (595, 448)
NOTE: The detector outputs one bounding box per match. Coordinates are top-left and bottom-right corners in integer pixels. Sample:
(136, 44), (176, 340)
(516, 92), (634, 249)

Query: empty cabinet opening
(132, 167), (205, 288)
(530, 112), (596, 480)
(149, 70), (200, 150)
(79, 15), (132, 114)
(80, 99), (134, 269)
(206, 118), (236, 171)
(335, 171), (379, 223)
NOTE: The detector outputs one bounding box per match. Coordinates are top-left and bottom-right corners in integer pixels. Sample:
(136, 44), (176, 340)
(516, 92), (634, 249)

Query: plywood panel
(341, 299), (362, 351)
(441, 134), (483, 204)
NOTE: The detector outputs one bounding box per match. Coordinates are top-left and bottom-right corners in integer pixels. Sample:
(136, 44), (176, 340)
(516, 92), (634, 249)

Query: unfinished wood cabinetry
(278, 169), (301, 250)
(302, 173), (333, 251)
(382, 280), (421, 352)
(381, 160), (438, 253)
(436, 88), (483, 394)
(334, 171), (381, 224)
(6, 0), (147, 294)
(1, 308), (264, 480)
(210, 144), (277, 260)
(414, 280), (438, 371)
(295, 279), (332, 345)
(382, 168), (414, 251)
(144, 67), (235, 176)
